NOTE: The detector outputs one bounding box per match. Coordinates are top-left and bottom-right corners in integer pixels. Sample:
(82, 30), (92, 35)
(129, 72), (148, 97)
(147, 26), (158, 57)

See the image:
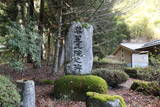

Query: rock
(104, 99), (121, 107)
(65, 22), (94, 75)
(86, 92), (126, 107)
(54, 75), (107, 101)
(87, 98), (121, 107)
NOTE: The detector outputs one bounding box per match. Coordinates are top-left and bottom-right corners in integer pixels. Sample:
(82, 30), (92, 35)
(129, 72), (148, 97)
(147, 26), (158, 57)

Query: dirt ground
(0, 64), (159, 107)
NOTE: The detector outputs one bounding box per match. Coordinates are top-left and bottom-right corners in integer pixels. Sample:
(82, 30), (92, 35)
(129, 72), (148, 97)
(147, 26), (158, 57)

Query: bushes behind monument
(0, 75), (20, 107)
(92, 69), (129, 87)
(54, 75), (108, 101)
(124, 67), (160, 81)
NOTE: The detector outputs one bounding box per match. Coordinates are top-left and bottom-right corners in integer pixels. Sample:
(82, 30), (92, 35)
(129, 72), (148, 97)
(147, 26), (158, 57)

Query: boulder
(54, 75), (107, 101)
(86, 92), (126, 107)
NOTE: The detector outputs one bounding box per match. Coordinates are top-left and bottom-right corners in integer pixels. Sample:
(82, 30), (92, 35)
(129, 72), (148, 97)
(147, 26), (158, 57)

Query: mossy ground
(54, 75), (108, 101)
(86, 92), (126, 107)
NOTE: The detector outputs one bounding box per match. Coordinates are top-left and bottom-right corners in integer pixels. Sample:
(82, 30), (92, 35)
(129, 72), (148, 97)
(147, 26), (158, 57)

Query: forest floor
(0, 64), (160, 107)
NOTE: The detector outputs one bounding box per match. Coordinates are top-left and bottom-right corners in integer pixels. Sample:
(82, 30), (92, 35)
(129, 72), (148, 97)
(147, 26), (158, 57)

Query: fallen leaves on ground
(0, 64), (159, 107)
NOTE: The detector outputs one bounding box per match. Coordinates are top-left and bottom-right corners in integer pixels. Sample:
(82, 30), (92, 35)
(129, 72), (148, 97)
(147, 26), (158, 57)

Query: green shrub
(124, 67), (138, 78)
(137, 70), (160, 81)
(125, 67), (160, 81)
(6, 21), (42, 71)
(124, 67), (148, 78)
(130, 80), (160, 96)
(9, 60), (24, 72)
(0, 75), (21, 107)
(54, 75), (108, 101)
(92, 69), (129, 87)
(86, 92), (126, 107)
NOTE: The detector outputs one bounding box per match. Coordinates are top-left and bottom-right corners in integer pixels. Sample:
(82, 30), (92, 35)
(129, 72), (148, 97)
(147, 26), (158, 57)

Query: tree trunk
(58, 40), (64, 70)
(33, 0), (44, 68)
(29, 0), (34, 17)
(47, 32), (51, 65)
(27, 0), (34, 63)
(52, 0), (63, 73)
(39, 0), (44, 61)
(20, 1), (25, 21)
(27, 54), (32, 63)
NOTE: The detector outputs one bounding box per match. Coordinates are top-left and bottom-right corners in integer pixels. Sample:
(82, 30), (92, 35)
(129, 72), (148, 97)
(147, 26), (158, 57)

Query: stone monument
(65, 22), (94, 75)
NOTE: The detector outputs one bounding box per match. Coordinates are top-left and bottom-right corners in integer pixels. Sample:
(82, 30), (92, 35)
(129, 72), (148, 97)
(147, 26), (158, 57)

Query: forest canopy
(0, 0), (160, 70)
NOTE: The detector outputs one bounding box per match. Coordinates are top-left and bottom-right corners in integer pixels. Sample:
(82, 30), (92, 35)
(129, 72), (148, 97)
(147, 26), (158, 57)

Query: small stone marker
(65, 22), (94, 74)
(23, 80), (35, 107)
(16, 80), (35, 107)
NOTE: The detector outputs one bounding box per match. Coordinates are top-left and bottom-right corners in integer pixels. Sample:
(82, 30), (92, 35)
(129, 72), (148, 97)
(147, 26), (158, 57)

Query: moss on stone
(86, 92), (126, 107)
(131, 80), (160, 96)
(54, 75), (108, 101)
(0, 75), (21, 107)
